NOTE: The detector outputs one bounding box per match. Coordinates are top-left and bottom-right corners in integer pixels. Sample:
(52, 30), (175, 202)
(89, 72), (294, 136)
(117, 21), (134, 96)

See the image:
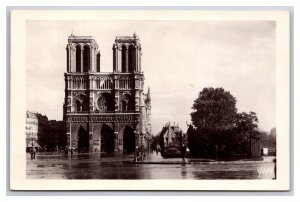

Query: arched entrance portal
(101, 124), (114, 153)
(78, 127), (89, 152)
(123, 126), (135, 153)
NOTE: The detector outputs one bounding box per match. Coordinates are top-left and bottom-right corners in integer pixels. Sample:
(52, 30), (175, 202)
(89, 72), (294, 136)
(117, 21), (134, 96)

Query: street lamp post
(56, 124), (58, 153)
(134, 130), (138, 162)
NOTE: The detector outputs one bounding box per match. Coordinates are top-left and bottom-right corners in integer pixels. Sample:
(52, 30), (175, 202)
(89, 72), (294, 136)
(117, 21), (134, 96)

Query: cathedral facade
(63, 34), (151, 153)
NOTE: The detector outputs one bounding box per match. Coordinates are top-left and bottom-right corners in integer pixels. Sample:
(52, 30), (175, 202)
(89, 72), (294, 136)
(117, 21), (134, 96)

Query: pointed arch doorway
(78, 126), (89, 152)
(123, 126), (135, 153)
(101, 124), (115, 153)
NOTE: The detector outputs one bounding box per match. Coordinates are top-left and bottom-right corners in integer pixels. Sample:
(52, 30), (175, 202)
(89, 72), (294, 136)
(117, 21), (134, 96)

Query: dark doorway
(123, 126), (135, 153)
(101, 124), (114, 153)
(78, 127), (89, 152)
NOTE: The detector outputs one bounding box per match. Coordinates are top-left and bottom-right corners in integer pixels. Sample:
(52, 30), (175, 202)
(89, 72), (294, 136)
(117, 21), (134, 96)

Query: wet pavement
(26, 152), (276, 179)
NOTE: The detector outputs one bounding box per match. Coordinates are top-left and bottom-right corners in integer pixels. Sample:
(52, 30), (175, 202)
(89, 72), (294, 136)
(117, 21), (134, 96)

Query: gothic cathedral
(63, 34), (151, 153)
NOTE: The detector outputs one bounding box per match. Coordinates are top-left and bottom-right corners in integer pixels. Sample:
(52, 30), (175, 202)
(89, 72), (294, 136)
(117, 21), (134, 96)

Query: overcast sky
(27, 20), (276, 134)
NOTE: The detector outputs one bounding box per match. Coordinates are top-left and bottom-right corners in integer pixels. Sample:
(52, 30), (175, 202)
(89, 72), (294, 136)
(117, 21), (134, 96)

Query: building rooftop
(68, 34), (97, 45)
(68, 34), (94, 40)
(115, 33), (140, 43)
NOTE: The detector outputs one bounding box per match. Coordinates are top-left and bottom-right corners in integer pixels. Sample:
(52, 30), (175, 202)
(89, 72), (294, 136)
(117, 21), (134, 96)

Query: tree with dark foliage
(236, 112), (259, 139)
(189, 87), (238, 157)
(191, 87), (237, 131)
(188, 87), (262, 158)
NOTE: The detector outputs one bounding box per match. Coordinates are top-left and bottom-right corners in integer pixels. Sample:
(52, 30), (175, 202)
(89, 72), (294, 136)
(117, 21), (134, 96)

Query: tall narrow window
(128, 45), (135, 72)
(121, 94), (134, 111)
(122, 100), (128, 111)
(66, 48), (69, 72)
(76, 45), (81, 72)
(122, 45), (126, 72)
(113, 47), (116, 71)
(97, 53), (100, 72)
(82, 99), (89, 111)
(83, 45), (90, 72)
(76, 100), (82, 112)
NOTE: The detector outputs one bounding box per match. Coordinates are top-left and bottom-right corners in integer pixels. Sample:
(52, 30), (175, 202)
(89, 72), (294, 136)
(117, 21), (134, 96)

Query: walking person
(30, 147), (34, 159)
(64, 147), (69, 156)
(32, 147), (37, 159)
(180, 143), (187, 164)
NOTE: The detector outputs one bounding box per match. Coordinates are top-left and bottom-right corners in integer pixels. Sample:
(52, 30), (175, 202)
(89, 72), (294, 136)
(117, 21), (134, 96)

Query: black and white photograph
(10, 10), (290, 190)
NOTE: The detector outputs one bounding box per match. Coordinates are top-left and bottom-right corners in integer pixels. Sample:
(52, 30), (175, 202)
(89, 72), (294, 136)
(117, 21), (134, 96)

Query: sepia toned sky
(27, 20), (276, 134)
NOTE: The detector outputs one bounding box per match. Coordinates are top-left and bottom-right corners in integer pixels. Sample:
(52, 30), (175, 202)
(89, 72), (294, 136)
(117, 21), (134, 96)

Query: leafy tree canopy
(191, 87), (237, 130)
(236, 111), (259, 141)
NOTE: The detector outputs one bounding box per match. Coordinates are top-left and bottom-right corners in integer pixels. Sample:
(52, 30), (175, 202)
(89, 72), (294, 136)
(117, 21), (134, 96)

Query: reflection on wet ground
(26, 152), (276, 179)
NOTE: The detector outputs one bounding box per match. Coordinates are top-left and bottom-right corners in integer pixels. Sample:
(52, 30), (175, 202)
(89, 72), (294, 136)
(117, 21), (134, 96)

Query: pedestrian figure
(135, 146), (140, 162)
(64, 147), (69, 156)
(181, 143), (187, 163)
(30, 148), (34, 159)
(31, 147), (36, 159)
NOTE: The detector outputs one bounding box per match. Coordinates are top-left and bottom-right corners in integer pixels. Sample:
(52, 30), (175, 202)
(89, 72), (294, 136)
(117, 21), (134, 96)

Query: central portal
(101, 124), (114, 153)
(78, 127), (89, 152)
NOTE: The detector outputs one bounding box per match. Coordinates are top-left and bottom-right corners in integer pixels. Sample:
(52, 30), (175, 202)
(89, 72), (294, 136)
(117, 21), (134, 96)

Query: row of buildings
(26, 111), (67, 152)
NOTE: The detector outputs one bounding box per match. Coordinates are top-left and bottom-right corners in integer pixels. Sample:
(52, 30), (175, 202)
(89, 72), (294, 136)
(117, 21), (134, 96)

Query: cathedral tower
(112, 33), (142, 73)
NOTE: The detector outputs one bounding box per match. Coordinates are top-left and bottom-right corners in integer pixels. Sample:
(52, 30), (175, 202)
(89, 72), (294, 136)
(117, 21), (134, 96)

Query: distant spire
(147, 86), (151, 100)
(133, 31), (137, 38)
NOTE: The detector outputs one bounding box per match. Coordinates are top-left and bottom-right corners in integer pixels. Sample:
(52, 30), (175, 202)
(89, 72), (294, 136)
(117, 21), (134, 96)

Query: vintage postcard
(10, 10), (290, 190)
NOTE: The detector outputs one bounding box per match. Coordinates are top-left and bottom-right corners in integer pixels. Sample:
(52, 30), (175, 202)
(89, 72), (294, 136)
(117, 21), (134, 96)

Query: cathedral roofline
(116, 36), (139, 39)
(68, 34), (94, 40)
(115, 34), (140, 44)
(68, 34), (98, 45)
